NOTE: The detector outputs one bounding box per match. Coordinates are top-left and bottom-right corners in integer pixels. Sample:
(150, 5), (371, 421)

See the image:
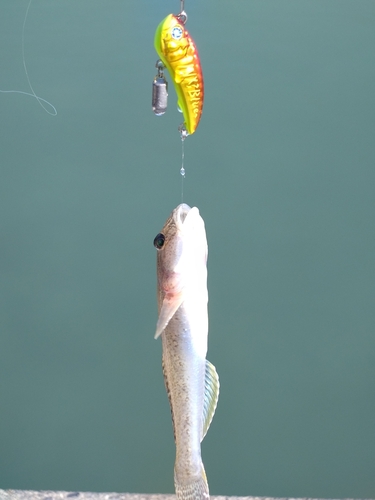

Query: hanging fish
(154, 14), (204, 135)
(154, 204), (219, 500)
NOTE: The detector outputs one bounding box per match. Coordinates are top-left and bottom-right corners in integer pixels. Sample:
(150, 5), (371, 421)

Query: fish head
(154, 203), (208, 338)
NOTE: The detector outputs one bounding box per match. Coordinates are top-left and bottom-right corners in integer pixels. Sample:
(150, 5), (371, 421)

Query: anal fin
(202, 359), (220, 440)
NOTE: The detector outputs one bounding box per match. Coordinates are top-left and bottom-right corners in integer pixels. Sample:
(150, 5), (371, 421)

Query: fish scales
(154, 204), (219, 500)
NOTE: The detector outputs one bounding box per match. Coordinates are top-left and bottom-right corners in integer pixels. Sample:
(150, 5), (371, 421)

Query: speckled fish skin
(154, 204), (219, 500)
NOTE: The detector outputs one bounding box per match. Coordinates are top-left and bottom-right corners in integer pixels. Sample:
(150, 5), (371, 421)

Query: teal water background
(0, 0), (374, 497)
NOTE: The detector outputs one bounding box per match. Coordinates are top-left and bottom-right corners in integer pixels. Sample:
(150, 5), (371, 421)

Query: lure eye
(154, 233), (165, 249)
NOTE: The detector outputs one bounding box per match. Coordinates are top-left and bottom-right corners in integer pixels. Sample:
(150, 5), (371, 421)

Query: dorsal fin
(202, 360), (220, 441)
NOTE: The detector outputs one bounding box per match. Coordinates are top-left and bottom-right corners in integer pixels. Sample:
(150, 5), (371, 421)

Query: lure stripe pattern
(154, 14), (204, 135)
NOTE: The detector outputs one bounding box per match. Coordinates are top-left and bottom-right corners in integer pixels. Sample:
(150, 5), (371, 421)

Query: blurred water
(0, 0), (374, 498)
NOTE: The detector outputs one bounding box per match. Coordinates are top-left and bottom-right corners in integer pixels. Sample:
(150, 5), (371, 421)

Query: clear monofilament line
(179, 124), (188, 202)
(22, 0), (57, 115)
(180, 135), (185, 202)
(181, 137), (185, 178)
(0, 0), (57, 115)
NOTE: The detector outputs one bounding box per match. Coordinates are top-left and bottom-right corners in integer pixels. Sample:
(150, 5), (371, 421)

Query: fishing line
(180, 126), (187, 202)
(0, 0), (57, 115)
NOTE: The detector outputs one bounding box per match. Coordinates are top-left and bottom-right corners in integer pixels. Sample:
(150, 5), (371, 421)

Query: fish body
(154, 14), (204, 135)
(154, 204), (219, 500)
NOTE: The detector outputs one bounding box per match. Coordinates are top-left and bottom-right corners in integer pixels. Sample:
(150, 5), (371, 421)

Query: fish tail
(174, 463), (209, 500)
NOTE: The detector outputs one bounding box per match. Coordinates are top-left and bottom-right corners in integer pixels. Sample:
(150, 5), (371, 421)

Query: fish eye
(153, 233), (165, 249)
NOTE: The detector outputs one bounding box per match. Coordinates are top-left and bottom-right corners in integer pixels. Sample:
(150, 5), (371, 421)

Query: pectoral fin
(154, 292), (184, 339)
(202, 360), (220, 440)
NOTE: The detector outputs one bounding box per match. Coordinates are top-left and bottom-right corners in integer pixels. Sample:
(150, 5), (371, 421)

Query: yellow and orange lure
(154, 13), (204, 136)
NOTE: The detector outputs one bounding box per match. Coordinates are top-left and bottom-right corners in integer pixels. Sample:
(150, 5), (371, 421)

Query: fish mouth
(175, 203), (201, 232)
(175, 203), (192, 227)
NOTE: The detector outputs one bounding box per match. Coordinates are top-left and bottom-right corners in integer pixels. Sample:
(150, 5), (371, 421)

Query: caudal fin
(174, 464), (209, 500)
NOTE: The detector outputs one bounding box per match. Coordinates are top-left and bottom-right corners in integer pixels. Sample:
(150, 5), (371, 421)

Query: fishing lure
(153, 12), (204, 135)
